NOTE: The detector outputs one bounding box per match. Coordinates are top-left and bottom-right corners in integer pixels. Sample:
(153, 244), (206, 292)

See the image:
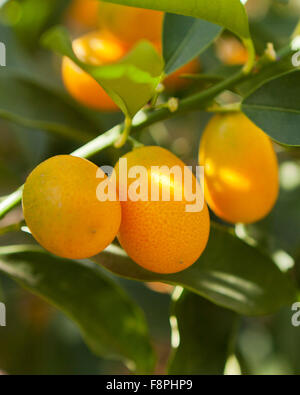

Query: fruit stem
(150, 77), (165, 108)
(114, 116), (133, 148)
(155, 97), (179, 113)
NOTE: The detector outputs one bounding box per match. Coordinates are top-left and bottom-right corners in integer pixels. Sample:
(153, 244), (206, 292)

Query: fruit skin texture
(115, 146), (210, 274)
(62, 31), (127, 111)
(98, 2), (163, 48)
(22, 155), (121, 259)
(199, 113), (279, 224)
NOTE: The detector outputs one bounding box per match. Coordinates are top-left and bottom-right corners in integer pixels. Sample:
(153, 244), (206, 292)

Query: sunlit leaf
(42, 26), (163, 118)
(102, 0), (250, 39)
(242, 70), (300, 147)
(94, 225), (296, 316)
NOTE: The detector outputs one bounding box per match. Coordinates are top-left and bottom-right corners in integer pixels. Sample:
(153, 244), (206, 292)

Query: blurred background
(0, 0), (300, 374)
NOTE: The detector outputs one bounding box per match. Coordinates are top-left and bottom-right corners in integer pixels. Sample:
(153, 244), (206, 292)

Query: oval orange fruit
(22, 155), (121, 259)
(199, 113), (279, 224)
(115, 146), (210, 274)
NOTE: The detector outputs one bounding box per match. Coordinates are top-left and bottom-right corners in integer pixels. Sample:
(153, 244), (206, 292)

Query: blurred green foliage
(0, 0), (299, 375)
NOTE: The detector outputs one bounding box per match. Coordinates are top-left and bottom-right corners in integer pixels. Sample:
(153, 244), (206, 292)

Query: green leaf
(0, 245), (155, 373)
(42, 26), (163, 118)
(237, 53), (298, 97)
(102, 0), (250, 39)
(242, 70), (300, 147)
(163, 13), (222, 75)
(168, 290), (238, 374)
(94, 225), (296, 316)
(0, 69), (97, 142)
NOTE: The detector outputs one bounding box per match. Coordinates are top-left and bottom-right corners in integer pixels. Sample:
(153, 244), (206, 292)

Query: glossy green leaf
(0, 69), (97, 142)
(94, 225), (296, 316)
(42, 26), (163, 118)
(168, 290), (238, 374)
(163, 13), (222, 74)
(237, 53), (298, 97)
(242, 70), (300, 147)
(103, 0), (250, 39)
(0, 245), (155, 373)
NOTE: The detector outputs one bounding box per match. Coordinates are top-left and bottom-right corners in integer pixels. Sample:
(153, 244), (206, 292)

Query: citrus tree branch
(0, 57), (254, 221)
(71, 124), (123, 158)
(0, 187), (24, 220)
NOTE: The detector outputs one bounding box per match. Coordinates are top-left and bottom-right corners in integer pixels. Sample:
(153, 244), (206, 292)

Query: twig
(0, 44), (257, 221)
